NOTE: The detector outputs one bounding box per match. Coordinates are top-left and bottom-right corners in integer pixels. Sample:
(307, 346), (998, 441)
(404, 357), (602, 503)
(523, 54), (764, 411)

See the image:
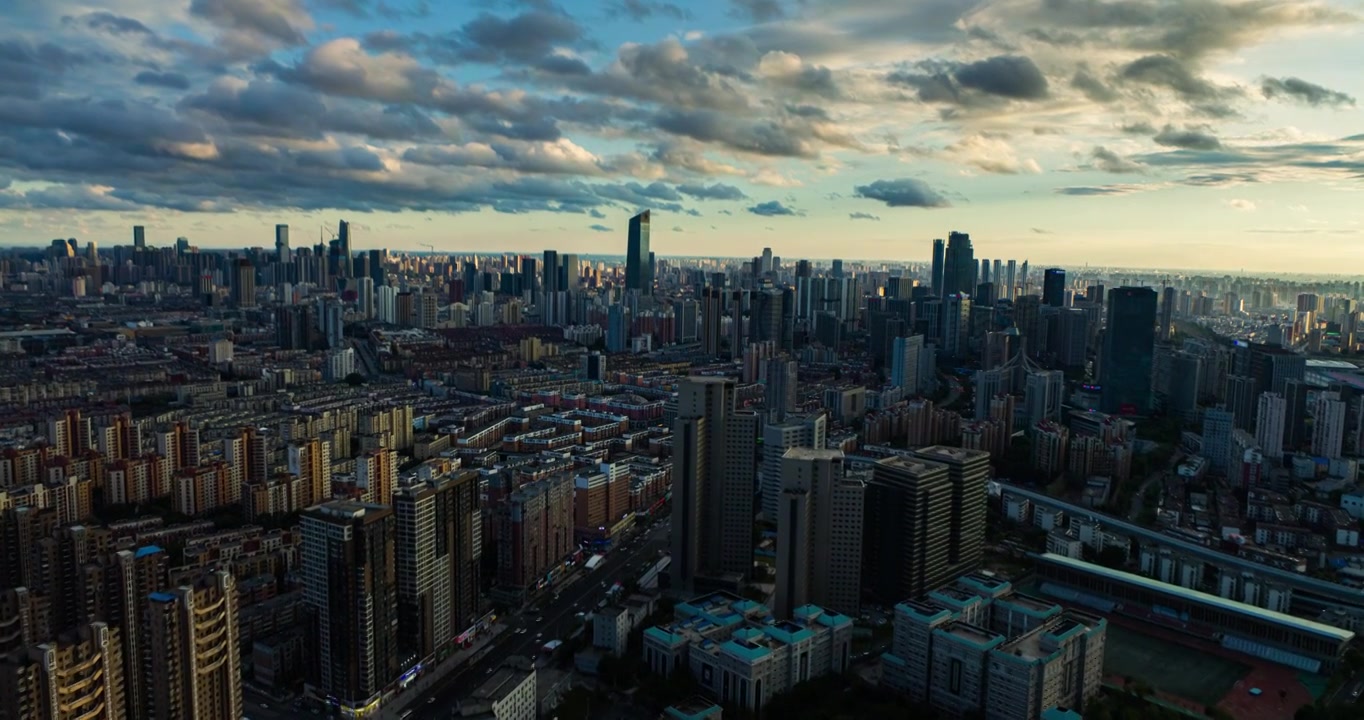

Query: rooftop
(471, 667), (533, 703)
(938, 622), (1005, 650)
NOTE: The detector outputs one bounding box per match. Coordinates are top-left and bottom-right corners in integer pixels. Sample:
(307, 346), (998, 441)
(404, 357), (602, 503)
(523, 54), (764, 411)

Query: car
(536, 616), (544, 623)
(486, 668), (494, 675)
(428, 697), (437, 704)
(260, 703), (269, 709)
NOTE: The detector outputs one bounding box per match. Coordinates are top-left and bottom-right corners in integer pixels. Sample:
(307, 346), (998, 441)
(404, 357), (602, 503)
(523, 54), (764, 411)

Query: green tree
(344, 372), (366, 386)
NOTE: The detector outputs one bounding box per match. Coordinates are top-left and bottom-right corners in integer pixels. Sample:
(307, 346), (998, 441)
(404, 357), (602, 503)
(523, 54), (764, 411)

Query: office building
(881, 573), (1106, 720)
(891, 335), (924, 394)
(942, 232), (974, 297)
(643, 593), (853, 714)
(1166, 351), (1204, 422)
(671, 377), (758, 594)
(763, 357), (798, 422)
(1284, 379), (1310, 450)
(301, 502), (399, 712)
(863, 456), (953, 602)
(394, 470), (483, 662)
(931, 239), (945, 294)
(1023, 370), (1064, 427)
(1099, 288), (1157, 414)
(1225, 374), (1258, 431)
(275, 224), (290, 263)
(0, 622), (127, 720)
(1042, 268), (1065, 307)
(701, 288), (724, 357)
(774, 449), (864, 618)
(145, 571), (242, 720)
(1314, 391), (1347, 460)
(626, 211), (652, 293)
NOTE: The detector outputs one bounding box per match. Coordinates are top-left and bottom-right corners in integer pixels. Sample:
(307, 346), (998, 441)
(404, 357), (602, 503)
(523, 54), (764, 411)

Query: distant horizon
(2, 0), (1360, 275)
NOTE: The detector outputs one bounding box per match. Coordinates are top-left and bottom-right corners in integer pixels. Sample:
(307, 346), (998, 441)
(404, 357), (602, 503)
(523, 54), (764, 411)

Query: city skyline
(1, 0), (1361, 272)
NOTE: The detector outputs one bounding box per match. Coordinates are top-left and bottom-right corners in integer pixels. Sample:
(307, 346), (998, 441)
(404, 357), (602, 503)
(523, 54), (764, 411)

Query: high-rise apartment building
(1099, 287), (1157, 414)
(625, 211), (652, 293)
(774, 449), (864, 618)
(914, 446), (990, 578)
(231, 259), (256, 308)
(0, 622), (127, 720)
(1314, 391), (1347, 459)
(112, 545), (168, 720)
(763, 357), (798, 422)
(760, 413), (827, 520)
(671, 377), (758, 594)
(301, 502), (399, 712)
(394, 470), (483, 662)
(146, 572), (242, 720)
(288, 438), (332, 508)
(1202, 408), (1235, 472)
(495, 474), (574, 596)
(356, 448), (398, 505)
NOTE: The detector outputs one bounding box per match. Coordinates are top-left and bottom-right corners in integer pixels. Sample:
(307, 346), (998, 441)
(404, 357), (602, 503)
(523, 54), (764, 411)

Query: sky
(0, 0), (1361, 272)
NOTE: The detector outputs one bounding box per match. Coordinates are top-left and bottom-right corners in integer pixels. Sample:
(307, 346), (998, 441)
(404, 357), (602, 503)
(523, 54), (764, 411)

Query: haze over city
(1, 0), (1361, 271)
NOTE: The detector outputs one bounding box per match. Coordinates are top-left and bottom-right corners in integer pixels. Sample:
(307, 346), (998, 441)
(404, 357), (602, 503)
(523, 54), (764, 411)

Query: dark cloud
(0, 39), (92, 99)
(457, 11), (588, 64)
(534, 38), (750, 112)
(731, 0), (785, 22)
(182, 78), (442, 140)
(64, 11), (154, 36)
(654, 110), (818, 158)
(853, 178), (950, 208)
(607, 0), (689, 21)
(135, 71), (192, 90)
(677, 183), (747, 200)
(589, 209), (606, 218)
(589, 224), (612, 232)
(849, 212), (880, 221)
(888, 55), (1049, 105)
(295, 146), (385, 172)
(1153, 124), (1221, 150)
(1119, 54), (1234, 104)
(954, 56), (1050, 99)
(1261, 77), (1355, 107)
(1180, 173), (1260, 187)
(748, 200), (796, 216)
(1071, 68), (1117, 103)
(1090, 146), (1146, 174)
(1120, 121), (1157, 135)
(189, 0), (311, 47)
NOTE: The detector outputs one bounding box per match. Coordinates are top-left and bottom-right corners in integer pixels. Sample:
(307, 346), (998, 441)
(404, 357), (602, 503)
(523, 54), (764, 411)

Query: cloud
(1089, 146), (1147, 174)
(889, 55), (1050, 106)
(853, 178), (950, 208)
(135, 71), (192, 90)
(1055, 184), (1153, 196)
(730, 0), (784, 22)
(1071, 68), (1118, 103)
(1118, 54), (1239, 115)
(947, 134), (1041, 174)
(1226, 198), (1256, 211)
(1261, 77), (1355, 107)
(748, 200), (796, 216)
(589, 224), (612, 232)
(1153, 124), (1221, 150)
(455, 10), (588, 64)
(849, 212), (880, 221)
(190, 0), (314, 50)
(607, 0), (689, 21)
(676, 183), (747, 200)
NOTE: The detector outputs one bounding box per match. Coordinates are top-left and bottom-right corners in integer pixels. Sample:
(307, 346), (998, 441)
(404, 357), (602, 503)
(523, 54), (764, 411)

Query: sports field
(1104, 624), (1250, 707)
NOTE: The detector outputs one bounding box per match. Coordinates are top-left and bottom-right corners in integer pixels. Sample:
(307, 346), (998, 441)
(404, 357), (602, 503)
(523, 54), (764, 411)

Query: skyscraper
(763, 357), (798, 422)
(133, 224), (146, 248)
(1043, 268), (1066, 307)
(302, 502), (399, 712)
(671, 377), (757, 594)
(542, 250), (559, 295)
(145, 571), (242, 720)
(913, 446), (989, 578)
(231, 259), (256, 308)
(1313, 391), (1346, 459)
(337, 219), (353, 277)
(932, 240), (943, 294)
(393, 470), (483, 662)
(625, 211), (651, 293)
(891, 334), (924, 393)
(863, 456), (952, 602)
(1099, 287), (1157, 414)
(1160, 286), (1177, 341)
(774, 449), (864, 618)
(1256, 392), (1286, 460)
(701, 287), (724, 357)
(942, 232), (974, 297)
(275, 224), (290, 263)
(760, 412), (827, 519)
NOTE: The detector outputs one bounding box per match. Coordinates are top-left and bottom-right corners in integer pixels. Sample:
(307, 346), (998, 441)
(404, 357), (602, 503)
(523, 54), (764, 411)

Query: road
(393, 518), (673, 720)
(1127, 452), (1182, 522)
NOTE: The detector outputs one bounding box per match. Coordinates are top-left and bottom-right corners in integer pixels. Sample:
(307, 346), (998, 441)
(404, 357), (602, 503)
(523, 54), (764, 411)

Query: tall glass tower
(626, 211), (651, 293)
(1100, 287), (1157, 415)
